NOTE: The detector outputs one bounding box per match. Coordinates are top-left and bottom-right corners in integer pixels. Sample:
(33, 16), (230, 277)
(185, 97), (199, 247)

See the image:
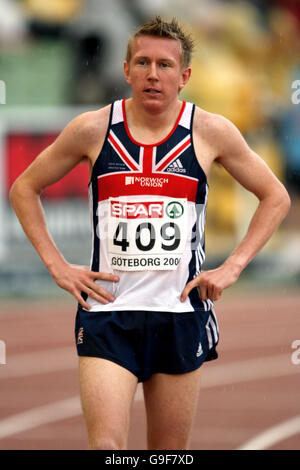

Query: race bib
(108, 196), (188, 271)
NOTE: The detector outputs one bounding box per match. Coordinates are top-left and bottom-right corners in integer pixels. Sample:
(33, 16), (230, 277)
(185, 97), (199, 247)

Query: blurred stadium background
(0, 0), (299, 297)
(0, 0), (300, 451)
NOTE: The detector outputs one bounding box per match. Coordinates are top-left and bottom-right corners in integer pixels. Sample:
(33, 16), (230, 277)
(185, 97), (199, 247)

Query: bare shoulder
(193, 104), (288, 201)
(68, 104), (111, 147)
(50, 104), (112, 164)
(193, 106), (243, 152)
(191, 105), (247, 175)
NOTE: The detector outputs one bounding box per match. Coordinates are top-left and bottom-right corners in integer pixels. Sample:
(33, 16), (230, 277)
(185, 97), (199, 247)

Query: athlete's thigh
(79, 356), (138, 449)
(143, 369), (202, 450)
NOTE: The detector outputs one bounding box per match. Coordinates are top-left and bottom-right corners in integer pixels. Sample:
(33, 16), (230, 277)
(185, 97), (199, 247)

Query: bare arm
(9, 107), (119, 309)
(181, 115), (291, 302)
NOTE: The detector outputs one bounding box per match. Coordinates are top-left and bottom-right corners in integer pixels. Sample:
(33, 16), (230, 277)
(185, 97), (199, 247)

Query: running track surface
(0, 287), (299, 450)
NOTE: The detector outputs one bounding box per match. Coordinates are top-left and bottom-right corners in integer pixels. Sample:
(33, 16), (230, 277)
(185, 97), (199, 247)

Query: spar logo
(125, 176), (168, 187)
(166, 201), (184, 219)
(111, 200), (164, 219)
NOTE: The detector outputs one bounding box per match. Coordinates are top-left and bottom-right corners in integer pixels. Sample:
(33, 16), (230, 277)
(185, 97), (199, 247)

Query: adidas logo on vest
(166, 159), (186, 173)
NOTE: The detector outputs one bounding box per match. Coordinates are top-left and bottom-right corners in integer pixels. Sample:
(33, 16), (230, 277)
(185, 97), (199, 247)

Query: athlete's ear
(179, 67), (191, 91)
(123, 61), (131, 85)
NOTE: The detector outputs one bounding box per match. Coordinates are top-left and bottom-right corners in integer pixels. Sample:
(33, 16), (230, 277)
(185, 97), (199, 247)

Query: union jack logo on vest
(77, 327), (84, 344)
(98, 122), (199, 202)
(108, 130), (191, 177)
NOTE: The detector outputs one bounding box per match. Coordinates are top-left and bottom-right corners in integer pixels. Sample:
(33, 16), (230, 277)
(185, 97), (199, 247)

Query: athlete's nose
(148, 61), (159, 80)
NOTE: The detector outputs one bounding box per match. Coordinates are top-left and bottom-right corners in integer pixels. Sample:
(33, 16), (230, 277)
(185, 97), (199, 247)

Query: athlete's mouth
(144, 88), (161, 94)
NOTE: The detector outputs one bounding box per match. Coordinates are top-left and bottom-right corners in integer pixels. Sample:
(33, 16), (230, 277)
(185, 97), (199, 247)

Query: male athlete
(10, 17), (290, 450)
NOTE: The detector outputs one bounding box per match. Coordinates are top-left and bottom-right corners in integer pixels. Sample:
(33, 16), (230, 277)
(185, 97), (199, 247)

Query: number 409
(113, 222), (180, 252)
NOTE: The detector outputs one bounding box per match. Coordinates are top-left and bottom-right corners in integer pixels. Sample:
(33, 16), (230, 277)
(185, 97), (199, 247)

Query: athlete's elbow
(279, 185), (291, 213)
(9, 178), (21, 208)
(283, 197), (291, 224)
(283, 189), (291, 214)
(270, 184), (291, 220)
(9, 176), (39, 209)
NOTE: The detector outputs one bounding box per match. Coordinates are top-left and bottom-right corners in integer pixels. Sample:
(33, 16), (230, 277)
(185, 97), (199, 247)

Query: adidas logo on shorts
(196, 342), (203, 357)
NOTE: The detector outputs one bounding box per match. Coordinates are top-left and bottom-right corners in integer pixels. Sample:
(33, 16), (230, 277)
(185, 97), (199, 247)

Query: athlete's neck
(125, 98), (183, 145)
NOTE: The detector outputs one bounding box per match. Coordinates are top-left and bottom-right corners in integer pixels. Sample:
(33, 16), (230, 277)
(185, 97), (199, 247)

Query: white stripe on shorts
(205, 321), (213, 349)
(205, 312), (219, 349)
(211, 307), (219, 337)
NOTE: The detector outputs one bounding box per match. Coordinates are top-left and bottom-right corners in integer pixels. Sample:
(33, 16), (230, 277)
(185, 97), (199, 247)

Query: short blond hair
(126, 16), (194, 69)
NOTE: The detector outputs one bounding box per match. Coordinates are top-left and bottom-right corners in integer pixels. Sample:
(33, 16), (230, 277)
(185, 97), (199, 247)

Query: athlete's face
(124, 35), (191, 112)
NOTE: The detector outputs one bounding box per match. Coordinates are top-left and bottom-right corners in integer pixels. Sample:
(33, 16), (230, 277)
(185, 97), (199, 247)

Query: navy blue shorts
(75, 307), (219, 383)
